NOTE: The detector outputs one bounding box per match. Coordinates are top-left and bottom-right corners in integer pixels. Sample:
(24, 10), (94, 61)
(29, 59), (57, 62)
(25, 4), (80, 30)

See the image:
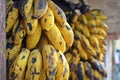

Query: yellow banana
(99, 53), (104, 62)
(95, 35), (106, 45)
(71, 71), (79, 80)
(89, 35), (99, 48)
(25, 49), (42, 80)
(82, 24), (90, 38)
(81, 14), (88, 25)
(45, 23), (66, 53)
(23, 8), (38, 35)
(26, 22), (42, 50)
(40, 7), (54, 31)
(6, 1), (19, 33)
(39, 67), (47, 80)
(65, 52), (73, 64)
(8, 48), (30, 80)
(72, 14), (79, 23)
(6, 0), (14, 13)
(56, 50), (69, 80)
(33, 0), (48, 19)
(96, 28), (107, 38)
(55, 21), (74, 47)
(74, 21), (83, 32)
(77, 61), (85, 80)
(13, 21), (26, 45)
(41, 44), (58, 80)
(92, 69), (100, 80)
(87, 19), (96, 28)
(99, 22), (109, 31)
(74, 29), (82, 40)
(96, 15), (108, 21)
(100, 45), (106, 54)
(81, 35), (96, 56)
(84, 11), (96, 19)
(19, 0), (33, 18)
(6, 37), (21, 68)
(36, 32), (49, 49)
(99, 61), (107, 77)
(48, 0), (66, 26)
(69, 51), (80, 71)
(84, 62), (93, 80)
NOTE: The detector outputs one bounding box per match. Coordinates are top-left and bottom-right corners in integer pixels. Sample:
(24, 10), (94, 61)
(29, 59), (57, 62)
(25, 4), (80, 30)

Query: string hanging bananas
(64, 7), (108, 80)
(6, 0), (72, 80)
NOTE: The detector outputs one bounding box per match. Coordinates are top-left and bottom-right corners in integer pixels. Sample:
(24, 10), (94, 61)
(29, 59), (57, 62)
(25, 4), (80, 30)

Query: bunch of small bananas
(6, 0), (74, 80)
(65, 9), (108, 80)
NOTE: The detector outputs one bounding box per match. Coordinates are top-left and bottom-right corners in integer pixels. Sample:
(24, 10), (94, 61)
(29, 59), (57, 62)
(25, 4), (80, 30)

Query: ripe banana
(26, 22), (42, 50)
(13, 21), (26, 45)
(8, 48), (30, 80)
(36, 32), (49, 49)
(23, 8), (38, 35)
(48, 0), (66, 26)
(25, 49), (42, 80)
(45, 23), (66, 53)
(100, 45), (107, 54)
(6, 0), (14, 13)
(55, 21), (74, 47)
(84, 62), (93, 80)
(74, 21), (83, 32)
(71, 71), (79, 80)
(19, 0), (33, 18)
(89, 35), (99, 48)
(39, 67), (47, 80)
(77, 61), (85, 80)
(6, 1), (19, 33)
(56, 50), (69, 80)
(40, 7), (54, 31)
(64, 52), (73, 64)
(99, 22), (109, 31)
(41, 45), (58, 80)
(33, 0), (48, 19)
(72, 14), (79, 23)
(6, 37), (21, 69)
(81, 14), (88, 25)
(82, 25), (90, 38)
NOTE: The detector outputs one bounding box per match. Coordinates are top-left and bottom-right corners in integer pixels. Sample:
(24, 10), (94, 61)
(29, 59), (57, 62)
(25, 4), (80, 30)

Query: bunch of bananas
(65, 9), (108, 80)
(6, 0), (74, 80)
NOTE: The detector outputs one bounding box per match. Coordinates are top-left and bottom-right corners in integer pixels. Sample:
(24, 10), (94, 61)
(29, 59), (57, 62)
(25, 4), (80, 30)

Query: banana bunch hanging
(65, 4), (108, 80)
(6, 0), (75, 80)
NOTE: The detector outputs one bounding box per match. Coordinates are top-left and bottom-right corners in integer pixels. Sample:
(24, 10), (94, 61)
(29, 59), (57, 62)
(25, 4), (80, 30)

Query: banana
(33, 0), (48, 19)
(96, 28), (107, 38)
(19, 0), (33, 18)
(41, 44), (58, 80)
(8, 48), (30, 80)
(69, 51), (80, 71)
(99, 61), (107, 77)
(48, 0), (66, 26)
(81, 35), (96, 56)
(26, 22), (42, 50)
(89, 57), (102, 72)
(99, 22), (109, 31)
(99, 45), (106, 54)
(39, 67), (47, 80)
(71, 71), (79, 80)
(55, 21), (74, 47)
(23, 8), (38, 35)
(95, 35), (106, 45)
(6, 1), (19, 33)
(40, 7), (54, 31)
(79, 45), (89, 60)
(6, 0), (14, 13)
(36, 32), (49, 49)
(82, 24), (90, 38)
(65, 52), (73, 64)
(6, 37), (21, 69)
(77, 61), (85, 80)
(87, 19), (96, 28)
(13, 21), (26, 45)
(72, 14), (79, 23)
(89, 35), (99, 48)
(74, 21), (83, 32)
(81, 14), (88, 25)
(99, 53), (104, 62)
(90, 9), (104, 16)
(92, 69), (100, 80)
(45, 23), (66, 53)
(56, 50), (69, 80)
(96, 15), (108, 21)
(84, 62), (93, 80)
(74, 29), (82, 40)
(84, 11), (96, 19)
(25, 49), (42, 80)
